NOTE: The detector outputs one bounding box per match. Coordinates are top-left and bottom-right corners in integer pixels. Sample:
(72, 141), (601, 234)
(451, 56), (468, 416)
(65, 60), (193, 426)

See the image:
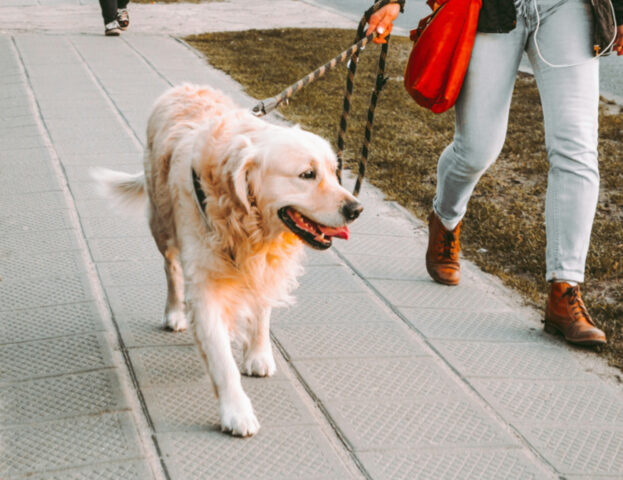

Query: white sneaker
(105, 20), (121, 36)
(117, 8), (129, 30)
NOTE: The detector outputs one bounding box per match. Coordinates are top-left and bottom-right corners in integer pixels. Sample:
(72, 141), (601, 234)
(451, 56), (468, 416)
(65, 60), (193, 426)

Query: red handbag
(403, 0), (482, 113)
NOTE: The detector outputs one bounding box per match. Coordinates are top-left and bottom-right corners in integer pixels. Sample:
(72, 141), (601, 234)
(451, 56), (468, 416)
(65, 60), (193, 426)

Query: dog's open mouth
(278, 207), (349, 250)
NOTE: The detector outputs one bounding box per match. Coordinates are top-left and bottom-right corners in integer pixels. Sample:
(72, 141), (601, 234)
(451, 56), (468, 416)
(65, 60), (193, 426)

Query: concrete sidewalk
(1, 1), (622, 479)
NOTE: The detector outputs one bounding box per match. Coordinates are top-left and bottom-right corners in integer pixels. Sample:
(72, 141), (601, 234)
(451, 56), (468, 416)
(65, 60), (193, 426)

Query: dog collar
(191, 168), (211, 227)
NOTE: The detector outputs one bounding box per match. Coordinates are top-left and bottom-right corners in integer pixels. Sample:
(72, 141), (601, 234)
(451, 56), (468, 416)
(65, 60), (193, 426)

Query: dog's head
(228, 124), (363, 250)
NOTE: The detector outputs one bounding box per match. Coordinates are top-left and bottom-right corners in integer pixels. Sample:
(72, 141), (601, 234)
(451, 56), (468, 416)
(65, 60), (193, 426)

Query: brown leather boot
(544, 282), (606, 346)
(426, 211), (461, 286)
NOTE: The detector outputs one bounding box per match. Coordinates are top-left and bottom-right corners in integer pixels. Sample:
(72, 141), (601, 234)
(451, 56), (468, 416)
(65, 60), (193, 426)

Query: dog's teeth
(319, 233), (325, 239)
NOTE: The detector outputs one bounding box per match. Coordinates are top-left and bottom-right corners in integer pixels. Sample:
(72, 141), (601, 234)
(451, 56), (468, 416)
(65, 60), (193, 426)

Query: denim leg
(433, 24), (528, 226)
(526, 0), (599, 282)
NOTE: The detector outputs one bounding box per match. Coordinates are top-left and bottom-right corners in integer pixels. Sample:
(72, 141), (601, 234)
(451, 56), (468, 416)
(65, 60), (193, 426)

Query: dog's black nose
(342, 200), (363, 221)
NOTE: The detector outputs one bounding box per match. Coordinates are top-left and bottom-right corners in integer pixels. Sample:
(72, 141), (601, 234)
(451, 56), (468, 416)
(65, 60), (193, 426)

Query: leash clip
(252, 97), (278, 117)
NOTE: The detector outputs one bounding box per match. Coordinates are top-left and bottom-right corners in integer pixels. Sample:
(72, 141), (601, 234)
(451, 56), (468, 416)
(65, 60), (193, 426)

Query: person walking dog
(99, 0), (130, 36)
(367, 0), (623, 346)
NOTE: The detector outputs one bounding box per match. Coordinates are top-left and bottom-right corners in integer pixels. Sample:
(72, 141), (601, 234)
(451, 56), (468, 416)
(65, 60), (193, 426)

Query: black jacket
(477, 0), (623, 33)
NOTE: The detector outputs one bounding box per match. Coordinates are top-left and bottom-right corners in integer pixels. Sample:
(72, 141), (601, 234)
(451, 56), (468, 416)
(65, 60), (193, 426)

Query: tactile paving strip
(158, 426), (351, 480)
(106, 284), (166, 318)
(523, 426), (623, 475)
(88, 236), (158, 262)
(115, 313), (194, 347)
(472, 379), (623, 425)
(96, 260), (164, 287)
(143, 378), (314, 433)
(326, 396), (517, 450)
(0, 333), (113, 383)
(294, 357), (458, 401)
(435, 341), (590, 379)
(80, 215), (151, 239)
(2, 190), (66, 211)
(0, 302), (103, 344)
(402, 309), (545, 342)
(0, 412), (141, 478)
(272, 322), (427, 359)
(271, 292), (394, 324)
(0, 274), (93, 311)
(0, 370), (127, 426)
(358, 448), (550, 480)
(371, 279), (510, 311)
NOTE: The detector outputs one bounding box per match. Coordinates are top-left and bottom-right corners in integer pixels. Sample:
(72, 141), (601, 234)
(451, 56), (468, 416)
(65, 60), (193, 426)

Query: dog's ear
(228, 135), (257, 213)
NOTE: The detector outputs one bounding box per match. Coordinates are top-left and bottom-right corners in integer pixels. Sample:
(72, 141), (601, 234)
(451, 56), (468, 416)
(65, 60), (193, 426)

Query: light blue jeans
(433, 0), (599, 283)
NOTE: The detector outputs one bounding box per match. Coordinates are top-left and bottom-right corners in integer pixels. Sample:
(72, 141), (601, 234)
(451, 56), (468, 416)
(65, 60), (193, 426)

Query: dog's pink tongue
(318, 225), (350, 240)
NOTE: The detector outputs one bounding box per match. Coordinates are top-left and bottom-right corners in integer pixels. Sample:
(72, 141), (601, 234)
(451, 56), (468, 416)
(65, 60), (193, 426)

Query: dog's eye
(299, 169), (316, 180)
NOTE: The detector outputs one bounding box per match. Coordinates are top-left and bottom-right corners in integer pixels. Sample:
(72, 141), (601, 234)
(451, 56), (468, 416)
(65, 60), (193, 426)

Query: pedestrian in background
(367, 0), (623, 347)
(99, 0), (130, 36)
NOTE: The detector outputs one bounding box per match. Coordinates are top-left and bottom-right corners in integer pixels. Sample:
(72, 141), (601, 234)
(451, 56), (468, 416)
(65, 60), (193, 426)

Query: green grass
(186, 28), (623, 369)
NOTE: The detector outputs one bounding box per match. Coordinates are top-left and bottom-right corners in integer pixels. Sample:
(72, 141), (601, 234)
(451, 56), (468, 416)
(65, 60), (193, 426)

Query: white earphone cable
(533, 0), (617, 68)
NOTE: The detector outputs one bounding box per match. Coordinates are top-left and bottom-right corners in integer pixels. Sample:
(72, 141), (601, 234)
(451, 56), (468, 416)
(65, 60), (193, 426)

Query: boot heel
(543, 321), (559, 336)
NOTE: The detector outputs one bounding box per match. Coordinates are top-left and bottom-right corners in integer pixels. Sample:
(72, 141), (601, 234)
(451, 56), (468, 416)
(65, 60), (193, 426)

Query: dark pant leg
(118, 0), (129, 9)
(99, 0), (117, 24)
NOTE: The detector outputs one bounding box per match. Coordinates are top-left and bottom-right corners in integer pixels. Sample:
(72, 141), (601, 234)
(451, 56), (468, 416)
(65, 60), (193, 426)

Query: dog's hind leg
(242, 306), (276, 377)
(163, 246), (187, 332)
(192, 290), (259, 437)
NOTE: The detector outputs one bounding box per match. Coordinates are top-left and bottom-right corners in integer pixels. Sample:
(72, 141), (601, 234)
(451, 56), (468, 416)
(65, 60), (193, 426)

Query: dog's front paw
(220, 393), (260, 437)
(163, 310), (188, 332)
(242, 350), (276, 377)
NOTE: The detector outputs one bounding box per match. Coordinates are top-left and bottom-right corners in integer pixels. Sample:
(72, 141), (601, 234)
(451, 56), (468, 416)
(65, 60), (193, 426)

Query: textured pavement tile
(0, 209), (73, 233)
(371, 279), (511, 311)
(0, 171), (61, 194)
(143, 378), (315, 433)
(0, 369), (128, 427)
(0, 333), (114, 384)
(521, 426), (623, 476)
(358, 448), (553, 480)
(19, 460), (155, 480)
(115, 313), (194, 348)
(129, 346), (207, 388)
(472, 379), (623, 426)
(272, 321), (427, 359)
(325, 396), (517, 450)
(342, 253), (429, 281)
(335, 233), (425, 257)
(88, 236), (158, 262)
(272, 292), (394, 324)
(435, 341), (591, 379)
(1, 190), (67, 211)
(294, 357), (459, 401)
(0, 274), (94, 311)
(0, 229), (80, 254)
(96, 260), (163, 287)
(81, 215), (150, 238)
(0, 412), (142, 478)
(402, 309), (546, 342)
(106, 284), (166, 318)
(0, 302), (103, 344)
(158, 426), (352, 480)
(0, 250), (84, 281)
(297, 265), (366, 294)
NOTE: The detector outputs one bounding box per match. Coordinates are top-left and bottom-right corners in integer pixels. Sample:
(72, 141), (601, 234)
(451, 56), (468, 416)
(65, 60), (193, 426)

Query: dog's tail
(90, 168), (147, 213)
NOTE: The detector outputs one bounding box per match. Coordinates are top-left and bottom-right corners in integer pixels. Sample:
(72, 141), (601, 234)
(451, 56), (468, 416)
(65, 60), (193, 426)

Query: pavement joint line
(10, 33), (169, 480)
(123, 35), (174, 89)
(269, 332), (372, 480)
(67, 35), (145, 149)
(330, 244), (562, 477)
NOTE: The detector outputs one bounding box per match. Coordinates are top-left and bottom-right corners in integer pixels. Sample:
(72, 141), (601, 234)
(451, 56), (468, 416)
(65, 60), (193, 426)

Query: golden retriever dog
(93, 84), (362, 436)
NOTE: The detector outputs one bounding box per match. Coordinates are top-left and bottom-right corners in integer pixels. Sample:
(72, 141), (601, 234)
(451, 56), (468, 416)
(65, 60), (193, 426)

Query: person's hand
(365, 4), (401, 44)
(615, 25), (623, 56)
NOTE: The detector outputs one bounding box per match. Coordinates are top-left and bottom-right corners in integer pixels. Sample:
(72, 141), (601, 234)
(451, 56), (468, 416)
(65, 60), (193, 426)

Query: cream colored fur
(92, 84), (360, 437)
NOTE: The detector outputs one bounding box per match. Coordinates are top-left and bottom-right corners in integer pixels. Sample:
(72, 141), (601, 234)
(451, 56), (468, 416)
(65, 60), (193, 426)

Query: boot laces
(441, 231), (457, 259)
(563, 286), (594, 326)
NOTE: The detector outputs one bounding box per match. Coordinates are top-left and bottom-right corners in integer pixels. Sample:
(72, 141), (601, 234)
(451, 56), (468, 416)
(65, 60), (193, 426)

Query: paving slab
(1, 1), (622, 479)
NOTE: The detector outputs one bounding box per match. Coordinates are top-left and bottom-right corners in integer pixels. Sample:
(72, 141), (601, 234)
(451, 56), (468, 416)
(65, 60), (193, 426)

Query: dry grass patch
(186, 28), (623, 368)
